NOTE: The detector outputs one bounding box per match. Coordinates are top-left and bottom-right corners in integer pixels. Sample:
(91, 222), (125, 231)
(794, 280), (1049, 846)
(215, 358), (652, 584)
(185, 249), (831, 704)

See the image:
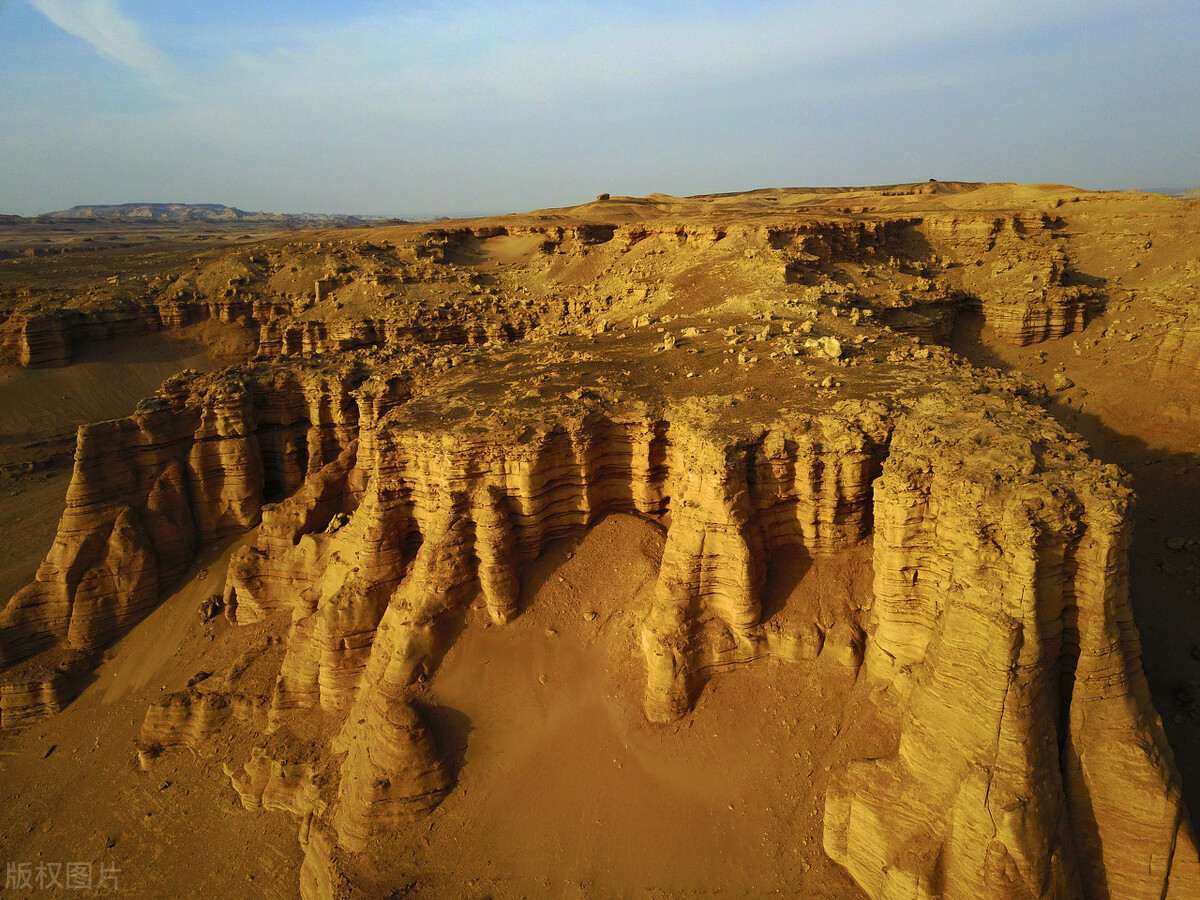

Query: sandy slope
(0, 332), (214, 447)
(0, 536), (301, 899)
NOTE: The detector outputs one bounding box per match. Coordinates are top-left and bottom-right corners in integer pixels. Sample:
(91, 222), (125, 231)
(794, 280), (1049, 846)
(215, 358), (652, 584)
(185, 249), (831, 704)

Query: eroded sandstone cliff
(2, 183), (1197, 899)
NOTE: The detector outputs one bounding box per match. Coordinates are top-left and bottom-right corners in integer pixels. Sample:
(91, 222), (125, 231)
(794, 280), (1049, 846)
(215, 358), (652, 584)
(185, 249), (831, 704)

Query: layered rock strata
(824, 394), (1200, 900)
(135, 689), (266, 767)
(0, 358), (396, 668)
(226, 745), (324, 843)
(223, 394), (893, 734)
(0, 673), (70, 729)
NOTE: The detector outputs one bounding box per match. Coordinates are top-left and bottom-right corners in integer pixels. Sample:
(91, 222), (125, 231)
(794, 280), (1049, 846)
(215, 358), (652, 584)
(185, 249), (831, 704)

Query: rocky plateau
(1, 182), (1199, 899)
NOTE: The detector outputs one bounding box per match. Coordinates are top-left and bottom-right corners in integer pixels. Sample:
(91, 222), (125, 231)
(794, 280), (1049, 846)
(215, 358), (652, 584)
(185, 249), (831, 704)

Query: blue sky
(1, 1), (1197, 216)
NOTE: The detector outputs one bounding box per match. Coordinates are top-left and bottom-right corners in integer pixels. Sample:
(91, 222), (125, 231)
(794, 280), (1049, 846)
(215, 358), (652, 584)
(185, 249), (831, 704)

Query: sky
(1, 1), (1197, 217)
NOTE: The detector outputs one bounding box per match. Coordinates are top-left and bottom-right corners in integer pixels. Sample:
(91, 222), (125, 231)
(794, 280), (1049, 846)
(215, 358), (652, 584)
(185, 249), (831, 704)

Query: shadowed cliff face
(2, 183), (1199, 899)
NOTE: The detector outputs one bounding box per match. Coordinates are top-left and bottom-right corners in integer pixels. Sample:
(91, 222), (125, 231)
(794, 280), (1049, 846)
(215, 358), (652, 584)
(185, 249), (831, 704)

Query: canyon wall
(38, 357), (1188, 898)
(0, 359), (391, 668)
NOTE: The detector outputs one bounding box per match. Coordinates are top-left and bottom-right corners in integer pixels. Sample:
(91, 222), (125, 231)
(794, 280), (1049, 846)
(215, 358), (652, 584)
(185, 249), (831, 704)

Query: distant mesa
(46, 202), (254, 221)
(27, 203), (393, 228)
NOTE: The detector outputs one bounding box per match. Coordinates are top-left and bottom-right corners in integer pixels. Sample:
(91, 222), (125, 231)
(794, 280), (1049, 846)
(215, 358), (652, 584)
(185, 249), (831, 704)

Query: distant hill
(1137, 187), (1199, 199)
(31, 203), (394, 227)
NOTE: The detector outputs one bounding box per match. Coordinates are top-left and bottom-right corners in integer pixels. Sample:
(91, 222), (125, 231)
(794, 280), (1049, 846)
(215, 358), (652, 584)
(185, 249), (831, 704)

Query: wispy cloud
(190, 0), (1148, 121)
(28, 0), (172, 90)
